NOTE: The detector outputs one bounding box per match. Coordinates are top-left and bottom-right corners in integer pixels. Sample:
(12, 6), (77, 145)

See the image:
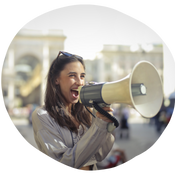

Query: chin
(67, 98), (78, 105)
(72, 99), (79, 104)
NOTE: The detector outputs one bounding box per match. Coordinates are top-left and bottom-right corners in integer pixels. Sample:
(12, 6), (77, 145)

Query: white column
(7, 49), (15, 109)
(41, 43), (50, 105)
(111, 57), (118, 81)
(97, 54), (105, 82)
(8, 82), (15, 109)
(8, 49), (15, 70)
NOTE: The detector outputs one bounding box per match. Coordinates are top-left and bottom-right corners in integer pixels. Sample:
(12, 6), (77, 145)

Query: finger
(102, 107), (114, 112)
(96, 112), (111, 117)
(96, 112), (114, 123)
(103, 119), (113, 123)
(96, 111), (113, 116)
(97, 116), (113, 123)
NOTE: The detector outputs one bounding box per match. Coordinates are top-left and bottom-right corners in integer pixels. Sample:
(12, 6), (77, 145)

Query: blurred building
(2, 29), (66, 110)
(84, 44), (164, 119)
(2, 29), (163, 111)
(84, 44), (163, 83)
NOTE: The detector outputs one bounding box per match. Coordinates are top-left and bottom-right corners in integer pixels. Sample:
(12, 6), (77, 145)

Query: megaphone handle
(93, 102), (119, 128)
(92, 103), (110, 117)
(94, 103), (111, 109)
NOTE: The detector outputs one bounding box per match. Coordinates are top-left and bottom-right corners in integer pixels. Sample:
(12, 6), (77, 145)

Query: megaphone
(76, 61), (163, 120)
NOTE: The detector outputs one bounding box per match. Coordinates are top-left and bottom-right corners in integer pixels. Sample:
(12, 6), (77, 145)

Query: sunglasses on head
(57, 51), (83, 59)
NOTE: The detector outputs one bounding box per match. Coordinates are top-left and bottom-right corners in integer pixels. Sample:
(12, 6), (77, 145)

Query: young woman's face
(56, 61), (85, 107)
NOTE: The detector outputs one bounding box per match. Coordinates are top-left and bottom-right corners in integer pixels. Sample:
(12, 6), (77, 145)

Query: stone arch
(15, 54), (42, 106)
(15, 52), (41, 64)
(15, 54), (40, 81)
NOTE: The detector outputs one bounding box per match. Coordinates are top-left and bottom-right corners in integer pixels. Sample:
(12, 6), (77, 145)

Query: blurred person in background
(154, 109), (166, 134)
(32, 51), (116, 170)
(153, 109), (161, 133)
(154, 104), (167, 134)
(166, 107), (173, 124)
(119, 106), (130, 139)
(110, 105), (121, 139)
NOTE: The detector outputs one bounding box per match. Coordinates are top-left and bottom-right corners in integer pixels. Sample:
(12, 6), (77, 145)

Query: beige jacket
(32, 106), (115, 170)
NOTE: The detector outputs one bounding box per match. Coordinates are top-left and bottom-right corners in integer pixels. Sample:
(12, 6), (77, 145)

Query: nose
(76, 76), (84, 86)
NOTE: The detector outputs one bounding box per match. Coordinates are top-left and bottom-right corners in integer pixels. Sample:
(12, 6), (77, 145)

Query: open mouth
(71, 89), (79, 98)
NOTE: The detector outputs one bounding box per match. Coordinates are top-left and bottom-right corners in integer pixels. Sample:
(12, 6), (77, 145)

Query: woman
(32, 51), (115, 170)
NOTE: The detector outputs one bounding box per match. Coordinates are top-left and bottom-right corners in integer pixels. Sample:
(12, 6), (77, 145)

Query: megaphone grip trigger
(93, 102), (119, 128)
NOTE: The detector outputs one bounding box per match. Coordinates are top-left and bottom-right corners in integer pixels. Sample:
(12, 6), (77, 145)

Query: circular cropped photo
(1, 5), (174, 171)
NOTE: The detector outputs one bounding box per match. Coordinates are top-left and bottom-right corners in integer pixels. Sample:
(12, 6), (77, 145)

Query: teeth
(72, 89), (78, 91)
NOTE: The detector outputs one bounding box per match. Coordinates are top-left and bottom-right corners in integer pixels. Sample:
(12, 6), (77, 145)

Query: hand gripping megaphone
(76, 61), (163, 129)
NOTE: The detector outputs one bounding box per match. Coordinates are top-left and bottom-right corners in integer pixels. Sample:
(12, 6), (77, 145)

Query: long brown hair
(44, 53), (91, 133)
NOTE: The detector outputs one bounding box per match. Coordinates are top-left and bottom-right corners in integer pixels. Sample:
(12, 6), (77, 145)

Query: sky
(12, 1), (175, 95)
(22, 5), (175, 96)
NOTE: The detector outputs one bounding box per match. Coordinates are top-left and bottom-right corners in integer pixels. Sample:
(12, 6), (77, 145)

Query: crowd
(149, 108), (174, 134)
(97, 103), (174, 172)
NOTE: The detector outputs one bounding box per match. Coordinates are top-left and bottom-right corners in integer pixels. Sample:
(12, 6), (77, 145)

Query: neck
(65, 103), (72, 113)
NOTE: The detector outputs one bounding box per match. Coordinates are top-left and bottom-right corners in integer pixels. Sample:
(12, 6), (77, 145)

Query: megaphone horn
(77, 61), (163, 119)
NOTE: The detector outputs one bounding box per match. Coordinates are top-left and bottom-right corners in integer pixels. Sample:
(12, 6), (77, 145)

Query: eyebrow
(67, 72), (86, 75)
